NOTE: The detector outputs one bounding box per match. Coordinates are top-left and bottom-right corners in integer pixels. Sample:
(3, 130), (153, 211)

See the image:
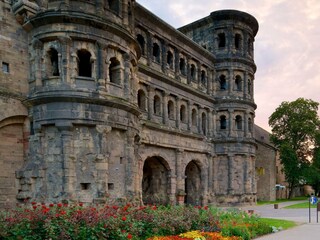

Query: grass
(284, 201), (317, 209)
(259, 218), (298, 230)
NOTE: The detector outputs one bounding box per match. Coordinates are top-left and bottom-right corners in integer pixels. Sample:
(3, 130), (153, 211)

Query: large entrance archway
(185, 160), (201, 205)
(142, 156), (170, 205)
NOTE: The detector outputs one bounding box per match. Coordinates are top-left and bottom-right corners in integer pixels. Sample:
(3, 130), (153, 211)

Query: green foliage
(0, 203), (274, 240)
(269, 98), (320, 198)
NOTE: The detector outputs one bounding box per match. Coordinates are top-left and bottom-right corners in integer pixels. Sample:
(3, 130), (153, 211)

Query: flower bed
(0, 202), (272, 240)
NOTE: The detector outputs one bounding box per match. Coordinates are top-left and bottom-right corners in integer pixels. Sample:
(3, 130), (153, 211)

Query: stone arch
(185, 160), (202, 205)
(142, 156), (171, 205)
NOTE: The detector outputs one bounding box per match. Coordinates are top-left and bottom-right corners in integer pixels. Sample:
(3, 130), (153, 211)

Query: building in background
(0, 0), (269, 207)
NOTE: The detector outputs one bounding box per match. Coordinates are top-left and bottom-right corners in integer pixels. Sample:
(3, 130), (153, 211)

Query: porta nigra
(0, 0), (273, 207)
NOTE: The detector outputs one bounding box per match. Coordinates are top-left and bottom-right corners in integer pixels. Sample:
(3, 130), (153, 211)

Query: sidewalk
(243, 200), (320, 240)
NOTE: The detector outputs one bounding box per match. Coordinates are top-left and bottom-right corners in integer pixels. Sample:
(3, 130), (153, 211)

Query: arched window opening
(192, 109), (197, 126)
(153, 43), (160, 63)
(48, 48), (59, 76)
(153, 95), (161, 115)
(201, 70), (206, 86)
(137, 34), (145, 55)
(248, 80), (252, 95)
(248, 118), (252, 132)
(77, 49), (92, 77)
(235, 75), (242, 91)
(235, 34), (241, 49)
(201, 112), (207, 135)
(138, 90), (146, 111)
(218, 33), (226, 48)
(219, 75), (226, 90)
(180, 105), (187, 123)
(109, 57), (121, 84)
(168, 100), (174, 120)
(108, 0), (119, 14)
(167, 51), (173, 68)
(179, 58), (186, 75)
(220, 115), (227, 130)
(190, 64), (196, 81)
(235, 115), (242, 130)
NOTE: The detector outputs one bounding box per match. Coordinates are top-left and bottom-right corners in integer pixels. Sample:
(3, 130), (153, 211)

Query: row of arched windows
(217, 74), (252, 94)
(137, 89), (253, 134)
(136, 32), (209, 87)
(217, 31), (253, 55)
(45, 47), (122, 84)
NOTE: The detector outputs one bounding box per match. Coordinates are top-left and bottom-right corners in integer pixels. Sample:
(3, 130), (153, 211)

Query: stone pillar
(228, 109), (233, 137)
(186, 57), (191, 84)
(60, 128), (76, 200)
(162, 92), (168, 125)
(228, 69), (233, 94)
(187, 100), (192, 131)
(96, 0), (104, 15)
(197, 106), (202, 134)
(174, 49), (180, 80)
(227, 153), (234, 194)
(147, 86), (155, 120)
(58, 36), (72, 84)
(161, 41), (167, 73)
(244, 110), (249, 137)
(197, 62), (201, 87)
(175, 149), (185, 204)
(212, 110), (217, 137)
(175, 97), (181, 129)
(207, 109), (212, 137)
(207, 69), (213, 95)
(146, 33), (152, 66)
(123, 53), (132, 100)
(201, 155), (209, 205)
(97, 43), (107, 90)
(32, 38), (43, 89)
(243, 71), (248, 99)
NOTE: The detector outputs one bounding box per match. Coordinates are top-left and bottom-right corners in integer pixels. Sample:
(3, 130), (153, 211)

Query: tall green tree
(269, 98), (320, 198)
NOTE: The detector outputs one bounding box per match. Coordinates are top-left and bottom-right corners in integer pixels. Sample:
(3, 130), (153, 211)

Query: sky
(136, 0), (320, 132)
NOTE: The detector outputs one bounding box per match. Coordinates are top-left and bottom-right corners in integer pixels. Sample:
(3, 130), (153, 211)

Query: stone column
(146, 33), (152, 66)
(244, 110), (249, 137)
(186, 57), (191, 84)
(212, 110), (217, 137)
(147, 86), (155, 120)
(207, 109), (212, 137)
(123, 53), (132, 100)
(187, 100), (192, 131)
(96, 0), (104, 15)
(228, 69), (233, 94)
(58, 36), (72, 84)
(227, 153), (234, 194)
(60, 128), (76, 200)
(207, 69), (213, 95)
(175, 97), (181, 129)
(97, 43), (107, 90)
(228, 109), (234, 137)
(174, 49), (180, 80)
(197, 62), (201, 87)
(163, 92), (169, 125)
(243, 71), (248, 99)
(161, 41), (167, 73)
(32, 38), (43, 89)
(175, 149), (185, 205)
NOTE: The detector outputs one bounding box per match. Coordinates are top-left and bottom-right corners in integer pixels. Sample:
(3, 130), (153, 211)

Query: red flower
(152, 205), (157, 210)
(122, 216), (127, 221)
(204, 206), (208, 210)
(49, 203), (54, 207)
(32, 205), (37, 210)
(57, 203), (63, 208)
(60, 210), (66, 215)
(79, 203), (83, 207)
(127, 233), (133, 239)
(31, 202), (37, 205)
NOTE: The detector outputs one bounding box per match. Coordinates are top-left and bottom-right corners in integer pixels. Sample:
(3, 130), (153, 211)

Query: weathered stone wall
(0, 1), (266, 207)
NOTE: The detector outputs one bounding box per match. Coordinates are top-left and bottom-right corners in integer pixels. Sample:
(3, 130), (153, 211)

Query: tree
(269, 98), (320, 198)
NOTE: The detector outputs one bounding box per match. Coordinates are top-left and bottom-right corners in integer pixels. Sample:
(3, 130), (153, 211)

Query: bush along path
(0, 202), (274, 240)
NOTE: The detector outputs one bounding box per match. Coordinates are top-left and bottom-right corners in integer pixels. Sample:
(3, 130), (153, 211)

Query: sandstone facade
(0, 0), (261, 207)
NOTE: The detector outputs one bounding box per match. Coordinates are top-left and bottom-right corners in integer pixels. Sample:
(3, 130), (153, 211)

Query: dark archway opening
(185, 160), (201, 205)
(142, 157), (170, 205)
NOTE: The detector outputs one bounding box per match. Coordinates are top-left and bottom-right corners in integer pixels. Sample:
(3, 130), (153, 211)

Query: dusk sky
(136, 0), (320, 132)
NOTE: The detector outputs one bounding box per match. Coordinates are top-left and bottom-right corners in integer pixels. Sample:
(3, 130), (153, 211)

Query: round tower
(12, 0), (142, 204)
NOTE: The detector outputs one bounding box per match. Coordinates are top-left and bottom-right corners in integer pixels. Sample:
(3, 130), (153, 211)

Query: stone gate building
(0, 0), (260, 207)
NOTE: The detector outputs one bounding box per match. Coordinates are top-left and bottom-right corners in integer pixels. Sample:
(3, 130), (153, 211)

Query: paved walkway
(241, 200), (320, 239)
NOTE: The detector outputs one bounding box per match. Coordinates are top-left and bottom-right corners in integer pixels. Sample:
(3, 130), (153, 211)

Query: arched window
(248, 117), (252, 132)
(167, 100), (174, 119)
(109, 57), (121, 84)
(153, 43), (160, 63)
(218, 33), (226, 48)
(48, 48), (59, 76)
(180, 105), (187, 123)
(192, 109), (197, 126)
(220, 115), (227, 130)
(201, 112), (207, 135)
(137, 34), (145, 55)
(108, 0), (119, 14)
(219, 75), (226, 90)
(190, 64), (196, 81)
(167, 51), (173, 68)
(248, 79), (252, 95)
(77, 49), (92, 77)
(153, 95), (161, 115)
(137, 89), (146, 111)
(201, 70), (206, 86)
(179, 58), (186, 75)
(235, 75), (242, 91)
(235, 34), (241, 49)
(235, 115), (242, 130)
